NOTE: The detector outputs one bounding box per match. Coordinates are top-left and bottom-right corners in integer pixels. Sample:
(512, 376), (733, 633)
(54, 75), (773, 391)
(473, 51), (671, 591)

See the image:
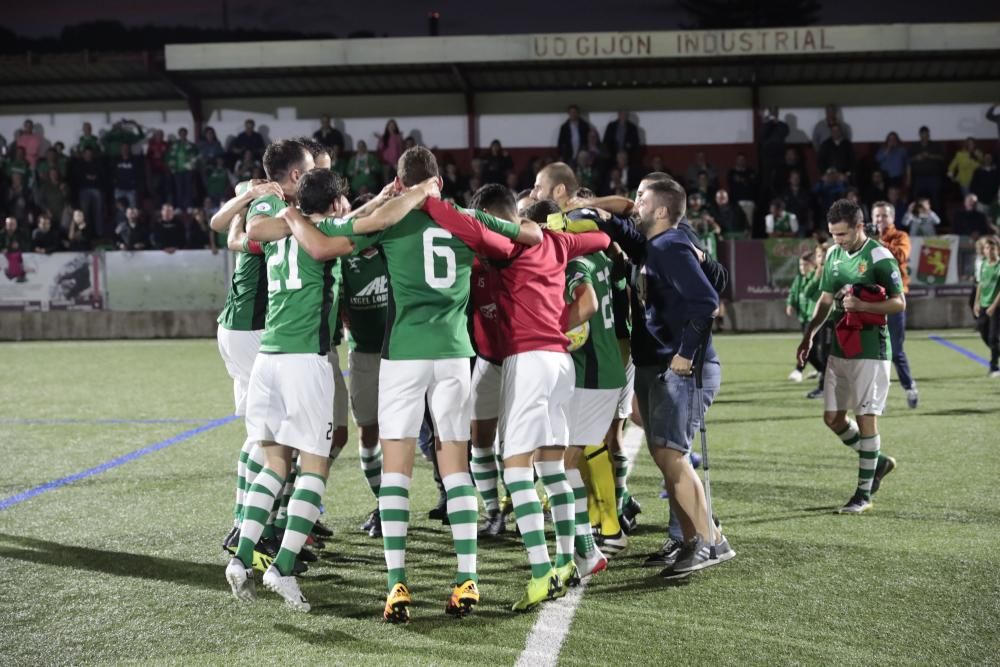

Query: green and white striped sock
(235, 467), (284, 568)
(443, 472), (479, 584)
(565, 467), (596, 557)
(470, 445), (500, 512)
(359, 443), (382, 498)
(837, 420), (861, 452)
(379, 472), (411, 590)
(857, 434), (880, 499)
(273, 465), (298, 532)
(612, 452), (629, 516)
(274, 472), (327, 576)
(233, 438), (256, 523)
(534, 460), (575, 568)
(504, 466), (551, 578)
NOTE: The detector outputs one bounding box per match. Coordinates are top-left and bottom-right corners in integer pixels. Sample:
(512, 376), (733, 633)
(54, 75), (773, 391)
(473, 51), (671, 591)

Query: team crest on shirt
(345, 257), (361, 272)
(858, 260), (868, 275)
(255, 202), (271, 212)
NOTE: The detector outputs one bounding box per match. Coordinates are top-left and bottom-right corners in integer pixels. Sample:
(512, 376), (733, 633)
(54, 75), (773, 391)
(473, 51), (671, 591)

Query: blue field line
(928, 335), (990, 368)
(0, 418), (216, 426)
(0, 415), (239, 511)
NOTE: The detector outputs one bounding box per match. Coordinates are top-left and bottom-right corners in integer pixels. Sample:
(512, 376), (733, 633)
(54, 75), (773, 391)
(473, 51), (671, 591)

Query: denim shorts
(648, 360), (721, 453)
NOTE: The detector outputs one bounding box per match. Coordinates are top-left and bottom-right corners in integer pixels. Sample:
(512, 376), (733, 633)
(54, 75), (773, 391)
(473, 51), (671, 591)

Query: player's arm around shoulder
(281, 206), (356, 261)
(212, 180), (282, 233)
(353, 178), (438, 234)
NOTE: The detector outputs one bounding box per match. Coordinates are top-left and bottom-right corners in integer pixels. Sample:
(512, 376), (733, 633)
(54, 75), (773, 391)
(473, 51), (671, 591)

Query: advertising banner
(0, 252), (99, 311)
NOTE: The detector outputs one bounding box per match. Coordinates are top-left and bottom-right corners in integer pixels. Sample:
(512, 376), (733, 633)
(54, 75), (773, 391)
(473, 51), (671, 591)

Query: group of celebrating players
(213, 134), (902, 622)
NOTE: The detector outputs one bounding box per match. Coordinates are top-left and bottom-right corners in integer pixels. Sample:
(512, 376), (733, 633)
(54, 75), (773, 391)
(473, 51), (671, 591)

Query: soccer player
(211, 178), (284, 555)
(973, 236), (1000, 376)
(797, 199), (903, 514)
(341, 194), (390, 538)
(874, 201), (919, 407)
(423, 193), (611, 610)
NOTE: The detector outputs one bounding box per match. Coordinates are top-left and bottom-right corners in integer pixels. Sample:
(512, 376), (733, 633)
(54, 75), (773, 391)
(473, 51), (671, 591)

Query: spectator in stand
(603, 111), (640, 166)
(902, 197), (941, 237)
(5, 146), (30, 184)
(2, 216), (29, 252)
(16, 119), (43, 168)
(115, 206), (148, 250)
(811, 103), (852, 151)
(557, 105), (591, 166)
(197, 126), (225, 172)
(403, 136), (417, 151)
(6, 172), (33, 227)
(987, 104), (1000, 139)
(875, 132), (908, 187)
(812, 167), (848, 218)
(185, 208), (213, 250)
(168, 128), (199, 211)
(329, 144), (348, 178)
(35, 168), (70, 229)
(482, 139), (514, 185)
(146, 129), (170, 207)
(782, 170), (812, 236)
(462, 175), (483, 205)
(612, 150), (638, 194)
(31, 214), (61, 254)
(234, 149), (261, 183)
(648, 154), (667, 176)
(441, 161), (466, 202)
(77, 122), (101, 155)
(575, 150), (601, 194)
(759, 106), (789, 199)
(229, 119), (265, 163)
(347, 140), (381, 195)
(886, 185), (908, 229)
(845, 187), (868, 222)
(952, 194), (996, 239)
(605, 167), (627, 197)
(863, 170), (888, 207)
(149, 203), (185, 252)
(102, 119), (144, 158)
(504, 171), (519, 194)
(694, 170), (715, 203)
(36, 148), (67, 183)
(685, 151), (718, 192)
(66, 209), (91, 251)
(112, 144), (142, 208)
(727, 152), (758, 225)
(584, 126), (608, 172)
(817, 123), (854, 181)
(73, 148), (105, 238)
(375, 119), (404, 182)
(907, 126), (946, 209)
(204, 156), (233, 206)
(947, 137), (983, 196)
(517, 155), (544, 191)
(776, 146), (810, 195)
(314, 115), (344, 153)
(712, 189), (748, 240)
(765, 198), (799, 238)
(971, 153), (999, 213)
(687, 193), (722, 257)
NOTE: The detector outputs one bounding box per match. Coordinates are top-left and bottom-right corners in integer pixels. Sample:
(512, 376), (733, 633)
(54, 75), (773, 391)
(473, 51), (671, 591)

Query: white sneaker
(597, 530), (629, 556)
(263, 565), (310, 612)
(574, 546), (608, 579)
(905, 388), (919, 409)
(990, 370), (1000, 379)
(225, 558), (256, 602)
(805, 369), (819, 379)
(787, 369), (803, 382)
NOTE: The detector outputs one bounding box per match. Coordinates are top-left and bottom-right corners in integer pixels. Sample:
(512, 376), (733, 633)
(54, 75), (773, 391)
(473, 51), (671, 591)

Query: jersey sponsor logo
(345, 257), (362, 272)
(255, 202), (272, 212)
(355, 276), (388, 298)
(858, 260), (868, 275)
(480, 303), (498, 320)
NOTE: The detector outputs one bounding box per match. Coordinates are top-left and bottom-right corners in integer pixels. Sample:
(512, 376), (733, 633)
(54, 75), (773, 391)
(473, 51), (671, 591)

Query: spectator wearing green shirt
(35, 148), (67, 184)
(77, 122), (102, 155)
(973, 235), (1000, 376)
(786, 251), (819, 382)
(347, 140), (382, 195)
(5, 146), (31, 185)
(167, 128), (199, 210)
(204, 156), (233, 205)
(102, 119), (145, 160)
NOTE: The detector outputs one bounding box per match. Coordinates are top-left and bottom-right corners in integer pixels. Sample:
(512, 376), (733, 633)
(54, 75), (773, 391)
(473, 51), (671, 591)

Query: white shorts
(348, 350), (381, 427)
(471, 356), (502, 421)
(216, 326), (262, 416)
(499, 350), (575, 458)
(328, 351), (349, 429)
(824, 356), (891, 416)
(378, 358), (472, 441)
(245, 353), (334, 457)
(568, 387), (620, 445)
(617, 356), (635, 419)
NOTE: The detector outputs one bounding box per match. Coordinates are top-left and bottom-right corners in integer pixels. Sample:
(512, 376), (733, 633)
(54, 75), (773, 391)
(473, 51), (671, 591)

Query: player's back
(378, 209), (477, 360)
(567, 251), (627, 389)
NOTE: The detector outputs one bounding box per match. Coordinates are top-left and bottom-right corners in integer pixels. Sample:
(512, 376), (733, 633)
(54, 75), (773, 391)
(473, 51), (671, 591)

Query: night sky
(5, 0), (1000, 39)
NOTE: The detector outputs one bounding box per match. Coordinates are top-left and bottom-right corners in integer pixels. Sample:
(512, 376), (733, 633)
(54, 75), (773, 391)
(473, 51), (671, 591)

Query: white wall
(2, 102), (995, 154)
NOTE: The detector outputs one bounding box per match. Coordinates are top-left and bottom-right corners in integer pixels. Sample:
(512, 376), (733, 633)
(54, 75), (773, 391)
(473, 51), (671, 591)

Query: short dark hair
(470, 183), (515, 216)
(645, 179), (687, 222)
(297, 137), (330, 160)
(263, 140), (308, 182)
(397, 146), (438, 187)
(524, 199), (561, 225)
(351, 193), (375, 210)
(801, 251), (816, 262)
(297, 168), (345, 216)
(515, 188), (534, 202)
(576, 187), (595, 198)
(826, 199), (863, 227)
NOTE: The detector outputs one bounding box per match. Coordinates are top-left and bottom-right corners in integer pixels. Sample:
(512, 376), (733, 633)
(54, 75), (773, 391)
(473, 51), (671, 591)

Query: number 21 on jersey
(267, 236), (303, 293)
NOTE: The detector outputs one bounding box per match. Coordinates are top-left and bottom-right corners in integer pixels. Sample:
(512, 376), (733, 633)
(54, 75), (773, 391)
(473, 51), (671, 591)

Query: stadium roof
(2, 23), (999, 106)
